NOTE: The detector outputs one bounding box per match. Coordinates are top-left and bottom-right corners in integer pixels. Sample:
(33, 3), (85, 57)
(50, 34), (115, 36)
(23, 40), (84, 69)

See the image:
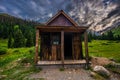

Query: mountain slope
(0, 13), (39, 39)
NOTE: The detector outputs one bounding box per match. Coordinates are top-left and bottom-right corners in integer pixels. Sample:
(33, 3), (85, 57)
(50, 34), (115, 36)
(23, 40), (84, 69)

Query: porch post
(35, 29), (39, 64)
(61, 31), (64, 67)
(84, 31), (89, 69)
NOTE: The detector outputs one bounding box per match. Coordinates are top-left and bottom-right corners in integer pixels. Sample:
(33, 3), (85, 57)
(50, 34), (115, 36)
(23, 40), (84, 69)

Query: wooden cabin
(35, 10), (89, 67)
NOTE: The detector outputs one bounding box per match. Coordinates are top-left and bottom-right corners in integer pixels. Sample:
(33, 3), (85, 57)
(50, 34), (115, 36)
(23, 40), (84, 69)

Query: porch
(37, 60), (86, 65)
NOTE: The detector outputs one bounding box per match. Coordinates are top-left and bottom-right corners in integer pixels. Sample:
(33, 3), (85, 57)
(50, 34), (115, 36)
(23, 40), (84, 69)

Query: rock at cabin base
(93, 66), (110, 77)
(90, 71), (97, 77)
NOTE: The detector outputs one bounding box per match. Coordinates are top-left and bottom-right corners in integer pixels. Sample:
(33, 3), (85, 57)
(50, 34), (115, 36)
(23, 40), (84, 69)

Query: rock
(90, 71), (96, 77)
(68, 71), (71, 74)
(16, 58), (21, 62)
(0, 70), (3, 73)
(68, 77), (71, 79)
(93, 66), (110, 77)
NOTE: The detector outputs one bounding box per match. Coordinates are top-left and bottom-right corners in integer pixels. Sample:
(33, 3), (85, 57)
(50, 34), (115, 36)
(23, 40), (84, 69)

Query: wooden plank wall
(72, 33), (83, 60)
(35, 29), (39, 64)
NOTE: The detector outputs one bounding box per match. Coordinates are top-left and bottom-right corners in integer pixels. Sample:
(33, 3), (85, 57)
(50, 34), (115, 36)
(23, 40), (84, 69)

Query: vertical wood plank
(61, 31), (64, 67)
(72, 34), (74, 60)
(35, 29), (39, 64)
(79, 34), (83, 59)
(52, 45), (57, 60)
(84, 31), (89, 68)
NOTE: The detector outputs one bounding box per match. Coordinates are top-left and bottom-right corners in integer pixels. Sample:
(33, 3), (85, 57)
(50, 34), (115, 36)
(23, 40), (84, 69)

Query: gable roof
(46, 10), (78, 26)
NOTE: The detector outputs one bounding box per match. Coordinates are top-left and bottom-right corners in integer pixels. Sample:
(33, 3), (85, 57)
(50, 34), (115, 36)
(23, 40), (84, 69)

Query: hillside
(0, 39), (40, 79)
(0, 13), (40, 39)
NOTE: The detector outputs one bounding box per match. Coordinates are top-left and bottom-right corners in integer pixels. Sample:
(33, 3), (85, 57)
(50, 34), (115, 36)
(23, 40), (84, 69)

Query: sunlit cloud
(0, 5), (7, 12)
(0, 0), (120, 33)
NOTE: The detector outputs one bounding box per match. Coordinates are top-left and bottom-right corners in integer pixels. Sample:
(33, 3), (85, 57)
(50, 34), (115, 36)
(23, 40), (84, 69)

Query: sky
(0, 0), (120, 33)
(0, 0), (73, 22)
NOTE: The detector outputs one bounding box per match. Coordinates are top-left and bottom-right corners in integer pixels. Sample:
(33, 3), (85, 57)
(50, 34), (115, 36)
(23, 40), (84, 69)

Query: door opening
(64, 33), (72, 59)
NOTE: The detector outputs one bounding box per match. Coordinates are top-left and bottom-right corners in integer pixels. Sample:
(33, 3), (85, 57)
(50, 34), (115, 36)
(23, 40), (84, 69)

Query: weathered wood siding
(72, 33), (83, 60)
(40, 33), (51, 60)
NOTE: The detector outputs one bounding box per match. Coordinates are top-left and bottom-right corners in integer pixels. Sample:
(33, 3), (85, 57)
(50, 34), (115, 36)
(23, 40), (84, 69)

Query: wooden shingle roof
(46, 10), (78, 26)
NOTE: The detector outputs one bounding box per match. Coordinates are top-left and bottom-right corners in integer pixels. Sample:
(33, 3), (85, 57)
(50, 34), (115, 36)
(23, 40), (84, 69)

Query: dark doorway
(64, 33), (72, 59)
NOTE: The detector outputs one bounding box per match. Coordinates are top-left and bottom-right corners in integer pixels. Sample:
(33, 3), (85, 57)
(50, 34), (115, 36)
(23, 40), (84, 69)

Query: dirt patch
(91, 57), (114, 67)
(28, 68), (94, 80)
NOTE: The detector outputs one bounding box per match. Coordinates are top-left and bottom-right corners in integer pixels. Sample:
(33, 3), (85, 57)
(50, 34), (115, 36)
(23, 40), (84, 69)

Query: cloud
(69, 0), (120, 33)
(0, 5), (7, 12)
(30, 1), (38, 10)
(0, 0), (73, 21)
(0, 0), (120, 32)
(48, 13), (53, 17)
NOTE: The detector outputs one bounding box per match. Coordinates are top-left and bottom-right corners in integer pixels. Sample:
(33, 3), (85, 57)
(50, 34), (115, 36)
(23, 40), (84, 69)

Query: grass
(91, 72), (106, 80)
(0, 39), (41, 80)
(105, 63), (120, 74)
(83, 40), (120, 63)
(0, 39), (120, 79)
(59, 67), (65, 71)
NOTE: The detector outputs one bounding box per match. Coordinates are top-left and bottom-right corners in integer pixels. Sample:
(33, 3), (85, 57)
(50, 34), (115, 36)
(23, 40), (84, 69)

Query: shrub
(0, 47), (7, 55)
(59, 67), (65, 71)
(13, 49), (20, 53)
(20, 57), (30, 63)
(105, 63), (114, 68)
(20, 57), (33, 64)
(101, 43), (109, 45)
(29, 49), (34, 53)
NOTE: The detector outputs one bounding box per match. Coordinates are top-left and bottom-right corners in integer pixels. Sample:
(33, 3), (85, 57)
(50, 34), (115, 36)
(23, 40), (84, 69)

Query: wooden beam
(61, 31), (64, 67)
(84, 31), (89, 69)
(36, 25), (89, 29)
(36, 26), (88, 33)
(35, 29), (39, 64)
(39, 29), (84, 33)
(36, 26), (88, 30)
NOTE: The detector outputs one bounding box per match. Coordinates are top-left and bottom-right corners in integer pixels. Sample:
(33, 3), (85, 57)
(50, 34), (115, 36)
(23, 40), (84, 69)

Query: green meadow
(0, 39), (120, 79)
(0, 39), (40, 80)
(87, 40), (120, 62)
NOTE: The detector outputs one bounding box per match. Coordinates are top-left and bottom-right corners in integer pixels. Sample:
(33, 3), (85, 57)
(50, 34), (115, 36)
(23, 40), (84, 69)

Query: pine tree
(13, 25), (25, 48)
(8, 33), (13, 48)
(107, 31), (114, 40)
(26, 31), (34, 47)
(117, 35), (120, 40)
(88, 32), (92, 42)
(101, 33), (106, 40)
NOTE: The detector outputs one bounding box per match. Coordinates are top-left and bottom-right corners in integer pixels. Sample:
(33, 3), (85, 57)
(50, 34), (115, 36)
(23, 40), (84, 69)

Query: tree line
(0, 13), (40, 48)
(8, 25), (34, 48)
(0, 13), (119, 48)
(88, 28), (120, 42)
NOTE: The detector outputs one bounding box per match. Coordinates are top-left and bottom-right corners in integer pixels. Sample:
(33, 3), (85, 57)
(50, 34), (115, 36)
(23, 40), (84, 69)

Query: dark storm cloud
(0, 0), (120, 33)
(0, 0), (73, 22)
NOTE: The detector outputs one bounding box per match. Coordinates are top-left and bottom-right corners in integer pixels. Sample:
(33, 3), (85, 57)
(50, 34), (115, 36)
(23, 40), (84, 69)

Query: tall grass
(83, 40), (120, 62)
(0, 47), (35, 67)
(0, 39), (41, 79)
(0, 39), (120, 79)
